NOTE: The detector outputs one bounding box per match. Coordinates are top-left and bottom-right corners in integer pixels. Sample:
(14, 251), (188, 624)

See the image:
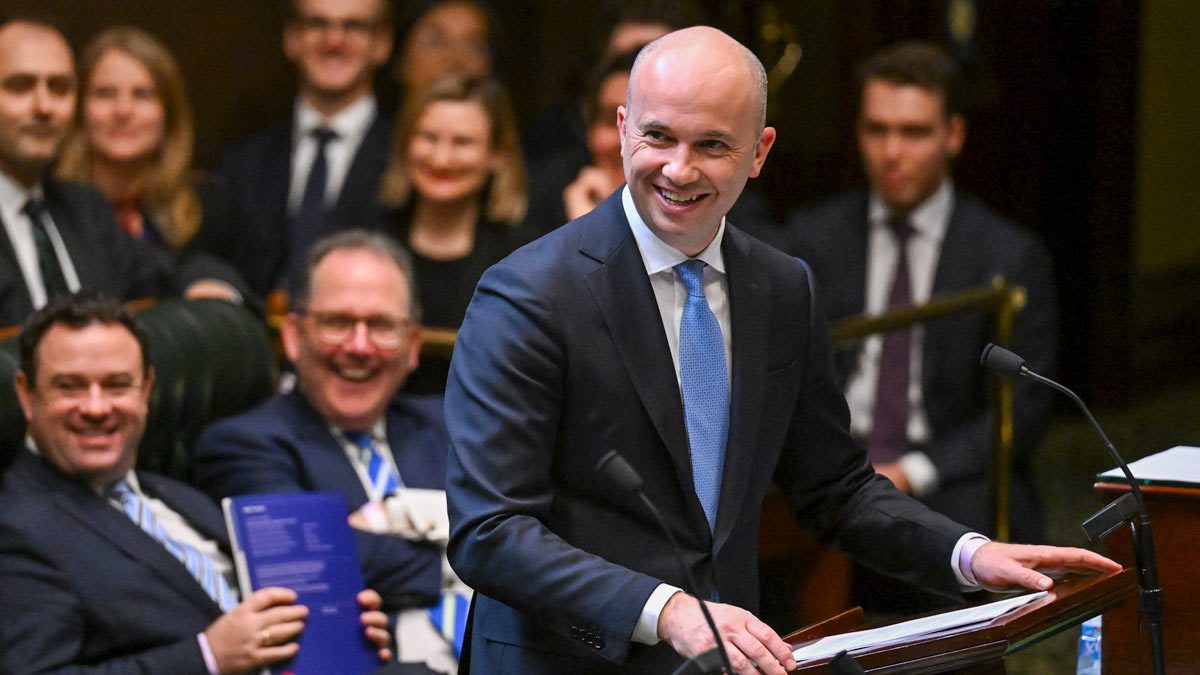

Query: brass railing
(831, 276), (1026, 542)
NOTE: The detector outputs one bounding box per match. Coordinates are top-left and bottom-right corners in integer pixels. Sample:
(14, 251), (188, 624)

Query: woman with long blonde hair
(58, 26), (239, 266)
(376, 73), (530, 392)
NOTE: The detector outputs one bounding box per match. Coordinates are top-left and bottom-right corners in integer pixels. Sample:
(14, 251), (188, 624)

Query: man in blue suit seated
(0, 291), (392, 674)
(444, 26), (1120, 674)
(195, 230), (458, 673)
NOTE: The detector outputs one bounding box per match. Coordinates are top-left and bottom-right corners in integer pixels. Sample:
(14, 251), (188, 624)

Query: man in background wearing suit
(195, 230), (457, 673)
(219, 0), (394, 296)
(0, 15), (238, 329)
(765, 42), (1057, 550)
(444, 27), (1114, 675)
(0, 292), (392, 673)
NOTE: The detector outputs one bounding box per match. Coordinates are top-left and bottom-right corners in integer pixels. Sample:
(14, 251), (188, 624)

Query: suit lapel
(0, 213), (34, 322)
(925, 194), (977, 389)
(282, 388), (373, 506)
(332, 112), (389, 223)
(23, 457), (221, 613)
(579, 197), (704, 529)
(713, 227), (769, 547)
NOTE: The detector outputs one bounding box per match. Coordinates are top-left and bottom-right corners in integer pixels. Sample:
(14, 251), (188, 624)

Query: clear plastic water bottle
(1077, 614), (1102, 675)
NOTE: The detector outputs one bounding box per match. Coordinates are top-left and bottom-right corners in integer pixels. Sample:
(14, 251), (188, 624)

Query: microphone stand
(595, 451), (735, 675)
(1021, 368), (1165, 675)
(981, 344), (1165, 675)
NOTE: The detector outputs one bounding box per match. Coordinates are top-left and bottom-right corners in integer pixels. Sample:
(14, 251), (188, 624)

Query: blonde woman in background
(58, 26), (248, 298)
(376, 73), (530, 393)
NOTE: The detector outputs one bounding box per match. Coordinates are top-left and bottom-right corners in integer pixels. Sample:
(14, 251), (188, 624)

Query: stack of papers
(1098, 445), (1200, 488)
(792, 592), (1047, 662)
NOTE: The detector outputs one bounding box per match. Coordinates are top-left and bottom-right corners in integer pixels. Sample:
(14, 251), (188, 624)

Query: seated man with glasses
(194, 230), (461, 674)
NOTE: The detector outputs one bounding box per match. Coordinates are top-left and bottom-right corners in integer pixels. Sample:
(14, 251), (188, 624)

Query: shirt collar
(293, 94), (377, 145)
(332, 417), (387, 445)
(868, 178), (954, 242)
(0, 170), (38, 223)
(622, 185), (726, 276)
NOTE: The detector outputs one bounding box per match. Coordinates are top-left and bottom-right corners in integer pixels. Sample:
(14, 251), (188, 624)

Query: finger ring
(259, 628), (272, 647)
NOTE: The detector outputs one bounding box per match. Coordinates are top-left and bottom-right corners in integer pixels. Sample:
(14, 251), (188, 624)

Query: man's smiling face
(617, 37), (774, 256)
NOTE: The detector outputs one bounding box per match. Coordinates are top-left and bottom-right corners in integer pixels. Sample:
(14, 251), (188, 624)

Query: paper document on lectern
(792, 591), (1047, 662)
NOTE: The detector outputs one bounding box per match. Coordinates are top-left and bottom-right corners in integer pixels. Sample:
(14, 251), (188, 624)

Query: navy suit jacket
(193, 388), (445, 611)
(444, 192), (972, 673)
(0, 451), (227, 674)
(768, 190), (1057, 542)
(217, 110), (392, 296)
(0, 178), (180, 328)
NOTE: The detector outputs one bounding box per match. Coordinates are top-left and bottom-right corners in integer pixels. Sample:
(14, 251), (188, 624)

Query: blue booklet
(223, 492), (377, 675)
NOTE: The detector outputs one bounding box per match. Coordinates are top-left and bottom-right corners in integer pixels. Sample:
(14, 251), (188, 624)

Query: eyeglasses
(294, 15), (381, 38)
(302, 311), (412, 349)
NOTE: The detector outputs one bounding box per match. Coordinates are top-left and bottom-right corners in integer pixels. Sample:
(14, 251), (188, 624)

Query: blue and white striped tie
(111, 481), (238, 611)
(347, 431), (401, 498)
(674, 259), (729, 531)
(428, 590), (471, 657)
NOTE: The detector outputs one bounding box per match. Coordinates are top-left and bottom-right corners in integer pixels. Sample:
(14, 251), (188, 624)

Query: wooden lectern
(783, 569), (1134, 673)
(1096, 480), (1200, 674)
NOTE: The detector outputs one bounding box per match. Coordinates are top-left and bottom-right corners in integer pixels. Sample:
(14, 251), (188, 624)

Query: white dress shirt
(619, 186), (984, 646)
(844, 180), (954, 496)
(0, 172), (82, 310)
(287, 95), (378, 214)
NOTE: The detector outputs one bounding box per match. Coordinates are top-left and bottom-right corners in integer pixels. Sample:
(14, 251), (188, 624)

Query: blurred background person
(524, 48), (634, 235)
(57, 26), (248, 300)
(219, 0), (394, 299)
(520, 0), (704, 163)
(376, 74), (529, 394)
(389, 0), (494, 114)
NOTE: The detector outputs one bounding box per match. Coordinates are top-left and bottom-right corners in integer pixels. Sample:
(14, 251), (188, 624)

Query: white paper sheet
(792, 591), (1048, 662)
(1098, 445), (1200, 485)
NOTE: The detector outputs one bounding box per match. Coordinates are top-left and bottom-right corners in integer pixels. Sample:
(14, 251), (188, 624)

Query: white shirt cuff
(898, 451), (939, 497)
(633, 584), (682, 645)
(952, 533), (991, 590)
(197, 632), (219, 675)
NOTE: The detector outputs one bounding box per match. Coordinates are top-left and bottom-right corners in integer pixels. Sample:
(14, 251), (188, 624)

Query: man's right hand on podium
(657, 590), (798, 675)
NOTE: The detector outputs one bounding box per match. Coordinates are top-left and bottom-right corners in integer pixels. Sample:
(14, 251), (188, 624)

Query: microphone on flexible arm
(594, 450), (734, 675)
(980, 343), (1165, 675)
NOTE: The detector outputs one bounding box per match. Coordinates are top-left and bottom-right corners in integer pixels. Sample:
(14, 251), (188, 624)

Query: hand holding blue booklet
(223, 492), (378, 675)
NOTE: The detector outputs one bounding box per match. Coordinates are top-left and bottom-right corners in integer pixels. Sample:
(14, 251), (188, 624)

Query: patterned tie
(22, 199), (71, 301)
(427, 590), (471, 657)
(286, 126), (338, 285)
(346, 430), (401, 499)
(674, 259), (729, 531)
(111, 480), (238, 611)
(868, 216), (915, 463)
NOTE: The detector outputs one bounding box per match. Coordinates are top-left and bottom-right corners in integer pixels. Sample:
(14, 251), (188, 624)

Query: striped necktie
(674, 259), (729, 531)
(111, 480), (238, 611)
(346, 430), (401, 498)
(428, 590), (471, 657)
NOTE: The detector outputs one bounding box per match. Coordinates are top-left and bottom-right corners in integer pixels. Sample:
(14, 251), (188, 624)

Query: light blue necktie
(674, 259), (729, 530)
(346, 430), (401, 498)
(111, 481), (238, 611)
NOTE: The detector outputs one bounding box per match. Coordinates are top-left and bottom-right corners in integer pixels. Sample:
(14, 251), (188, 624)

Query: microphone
(831, 650), (867, 674)
(594, 450), (734, 675)
(980, 344), (1165, 675)
(979, 342), (1027, 375)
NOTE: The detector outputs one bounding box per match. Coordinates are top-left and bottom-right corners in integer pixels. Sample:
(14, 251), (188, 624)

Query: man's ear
(748, 126), (777, 179)
(14, 371), (34, 423)
(281, 314), (302, 364)
(947, 114), (966, 158)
